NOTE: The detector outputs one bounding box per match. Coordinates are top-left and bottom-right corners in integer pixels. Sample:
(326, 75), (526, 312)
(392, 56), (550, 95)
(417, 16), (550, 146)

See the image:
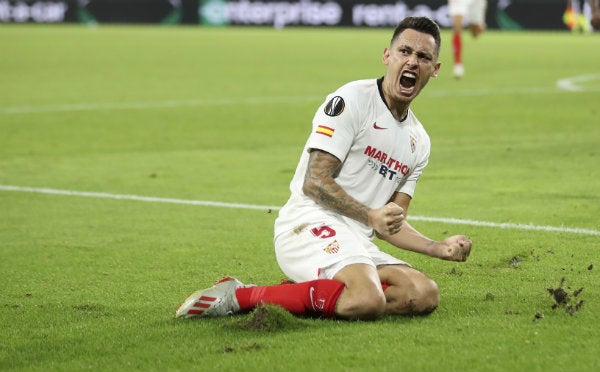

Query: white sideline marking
(2, 81), (599, 115)
(0, 184), (281, 211)
(556, 73), (600, 92)
(1, 184), (599, 237)
(407, 215), (600, 236)
(0, 96), (324, 115)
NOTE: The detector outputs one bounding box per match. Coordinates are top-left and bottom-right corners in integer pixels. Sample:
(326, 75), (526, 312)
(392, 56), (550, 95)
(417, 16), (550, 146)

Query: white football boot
(453, 64), (464, 79)
(175, 276), (250, 318)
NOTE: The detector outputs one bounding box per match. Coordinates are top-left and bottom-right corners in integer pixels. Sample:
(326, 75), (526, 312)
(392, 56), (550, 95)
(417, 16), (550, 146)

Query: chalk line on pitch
(1, 184), (598, 236)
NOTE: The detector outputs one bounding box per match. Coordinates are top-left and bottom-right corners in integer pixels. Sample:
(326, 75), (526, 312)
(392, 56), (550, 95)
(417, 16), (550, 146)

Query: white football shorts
(448, 0), (487, 25)
(274, 215), (410, 283)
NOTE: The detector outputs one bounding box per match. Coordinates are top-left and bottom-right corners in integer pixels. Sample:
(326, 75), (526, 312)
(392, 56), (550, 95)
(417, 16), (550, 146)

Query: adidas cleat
(175, 277), (247, 319)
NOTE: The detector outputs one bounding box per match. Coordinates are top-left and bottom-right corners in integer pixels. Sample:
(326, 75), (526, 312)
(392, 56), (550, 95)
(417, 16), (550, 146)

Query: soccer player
(592, 0), (600, 29)
(564, 0), (598, 31)
(448, 0), (487, 78)
(175, 17), (472, 321)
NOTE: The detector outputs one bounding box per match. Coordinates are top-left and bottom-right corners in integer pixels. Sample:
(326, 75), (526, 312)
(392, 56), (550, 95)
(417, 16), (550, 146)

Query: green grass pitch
(1, 24), (599, 371)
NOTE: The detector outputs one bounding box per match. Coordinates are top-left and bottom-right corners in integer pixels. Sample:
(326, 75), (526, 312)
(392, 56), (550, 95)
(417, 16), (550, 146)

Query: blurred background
(0, 0), (596, 31)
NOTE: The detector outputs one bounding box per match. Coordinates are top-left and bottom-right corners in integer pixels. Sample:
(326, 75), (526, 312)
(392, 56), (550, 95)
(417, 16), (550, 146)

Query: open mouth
(400, 72), (417, 89)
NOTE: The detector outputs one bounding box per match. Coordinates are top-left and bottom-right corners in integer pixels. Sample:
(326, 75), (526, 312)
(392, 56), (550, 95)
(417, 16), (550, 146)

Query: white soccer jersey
(275, 78), (430, 240)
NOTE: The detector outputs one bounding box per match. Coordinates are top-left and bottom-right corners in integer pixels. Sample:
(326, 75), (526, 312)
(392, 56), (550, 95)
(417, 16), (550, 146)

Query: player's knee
(386, 276), (439, 316)
(412, 277), (439, 315)
(337, 289), (386, 320)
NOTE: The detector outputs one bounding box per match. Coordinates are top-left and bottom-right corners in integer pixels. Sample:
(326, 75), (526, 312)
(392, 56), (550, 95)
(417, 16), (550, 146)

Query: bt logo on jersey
(364, 145), (411, 176)
(378, 164), (398, 180)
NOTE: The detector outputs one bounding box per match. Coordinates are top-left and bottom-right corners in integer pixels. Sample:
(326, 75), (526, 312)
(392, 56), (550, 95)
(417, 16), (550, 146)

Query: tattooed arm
(302, 149), (403, 236)
(303, 150), (472, 261)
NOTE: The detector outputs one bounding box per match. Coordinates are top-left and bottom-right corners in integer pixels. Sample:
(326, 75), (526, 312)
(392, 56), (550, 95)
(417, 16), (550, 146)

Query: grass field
(1, 24), (599, 371)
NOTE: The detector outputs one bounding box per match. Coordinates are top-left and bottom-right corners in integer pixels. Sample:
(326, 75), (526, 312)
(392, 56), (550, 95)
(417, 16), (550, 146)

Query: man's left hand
(434, 235), (472, 262)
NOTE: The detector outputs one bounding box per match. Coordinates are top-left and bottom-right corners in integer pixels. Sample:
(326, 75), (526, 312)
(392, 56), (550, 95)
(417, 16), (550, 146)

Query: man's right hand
(368, 202), (405, 236)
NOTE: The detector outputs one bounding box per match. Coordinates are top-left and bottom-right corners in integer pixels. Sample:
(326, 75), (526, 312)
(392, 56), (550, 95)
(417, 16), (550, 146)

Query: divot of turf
(508, 256), (522, 268)
(546, 277), (584, 316)
(227, 304), (304, 332)
(72, 303), (112, 317)
(219, 343), (261, 354)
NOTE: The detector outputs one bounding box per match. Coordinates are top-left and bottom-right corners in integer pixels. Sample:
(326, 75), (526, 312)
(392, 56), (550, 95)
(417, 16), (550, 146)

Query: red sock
(236, 279), (344, 318)
(453, 32), (462, 64)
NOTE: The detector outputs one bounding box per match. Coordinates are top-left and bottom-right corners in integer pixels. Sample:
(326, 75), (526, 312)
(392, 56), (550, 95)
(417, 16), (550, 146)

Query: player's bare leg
(451, 14), (464, 78)
(332, 263), (387, 320)
(469, 23), (485, 38)
(378, 264), (439, 315)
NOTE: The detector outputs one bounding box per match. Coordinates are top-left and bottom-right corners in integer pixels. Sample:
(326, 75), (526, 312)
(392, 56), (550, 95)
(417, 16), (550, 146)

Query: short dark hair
(391, 17), (441, 56)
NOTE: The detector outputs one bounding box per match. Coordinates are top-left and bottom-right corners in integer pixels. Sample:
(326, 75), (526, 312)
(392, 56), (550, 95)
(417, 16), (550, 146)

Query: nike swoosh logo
(373, 122), (387, 130)
(309, 287), (317, 311)
(309, 286), (326, 311)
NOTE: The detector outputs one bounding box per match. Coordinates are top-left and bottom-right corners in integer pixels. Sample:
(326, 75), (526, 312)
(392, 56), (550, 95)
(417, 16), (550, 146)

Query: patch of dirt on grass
(546, 277), (584, 316)
(448, 267), (463, 276)
(229, 304), (301, 332)
(508, 256), (522, 268)
(220, 343), (260, 353)
(72, 303), (111, 317)
(243, 306), (278, 331)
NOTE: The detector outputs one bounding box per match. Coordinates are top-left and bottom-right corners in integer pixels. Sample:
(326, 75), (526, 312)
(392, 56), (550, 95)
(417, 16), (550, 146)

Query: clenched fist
(433, 235), (472, 262)
(368, 202), (405, 236)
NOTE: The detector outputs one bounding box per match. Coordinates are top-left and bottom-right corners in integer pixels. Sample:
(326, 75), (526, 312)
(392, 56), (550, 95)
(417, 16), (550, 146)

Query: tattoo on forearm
(304, 151), (370, 225)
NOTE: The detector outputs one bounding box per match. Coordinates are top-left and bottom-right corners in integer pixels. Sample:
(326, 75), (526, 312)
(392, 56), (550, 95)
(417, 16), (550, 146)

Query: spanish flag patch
(316, 125), (334, 137)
